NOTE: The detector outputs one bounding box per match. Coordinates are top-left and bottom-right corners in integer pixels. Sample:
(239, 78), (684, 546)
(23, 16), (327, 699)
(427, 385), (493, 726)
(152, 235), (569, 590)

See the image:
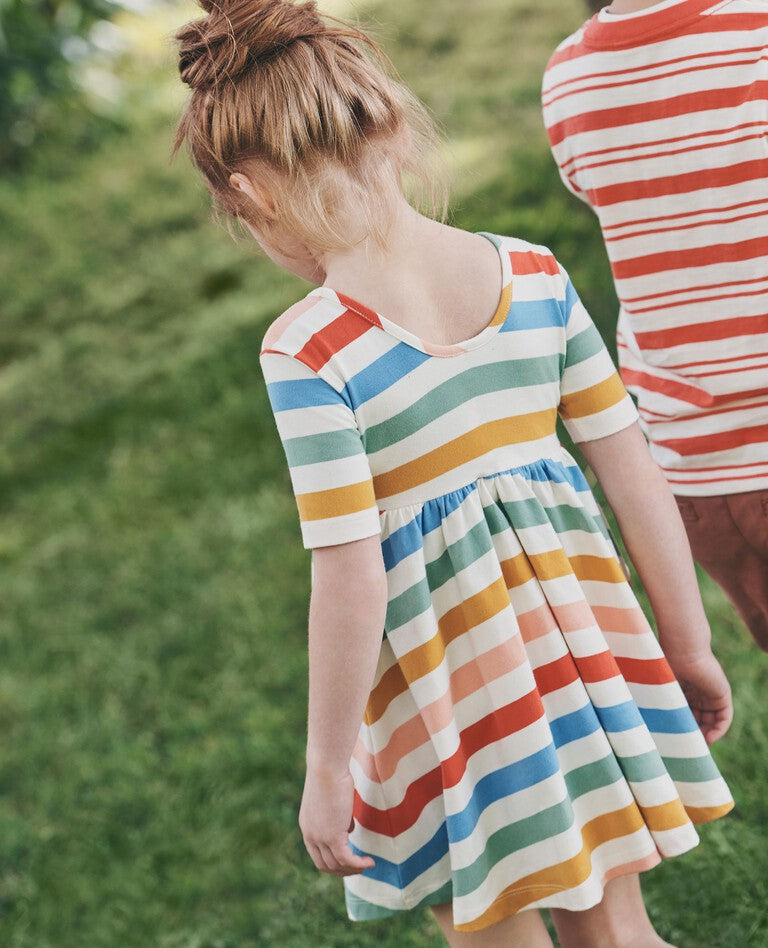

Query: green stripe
(364, 356), (560, 454)
(564, 752), (623, 799)
(483, 497), (603, 537)
(563, 323), (605, 371)
(282, 427), (364, 466)
(386, 578), (433, 631)
(453, 799), (573, 896)
(426, 521), (494, 591)
(500, 497), (603, 535)
(453, 750), (631, 896)
(618, 750), (667, 784)
(346, 879), (454, 919)
(482, 501), (512, 536)
(663, 754), (722, 784)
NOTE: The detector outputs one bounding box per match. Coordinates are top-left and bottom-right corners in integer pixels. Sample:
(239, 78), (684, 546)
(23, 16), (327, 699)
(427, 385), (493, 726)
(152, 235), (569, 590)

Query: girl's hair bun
(177, 0), (324, 90)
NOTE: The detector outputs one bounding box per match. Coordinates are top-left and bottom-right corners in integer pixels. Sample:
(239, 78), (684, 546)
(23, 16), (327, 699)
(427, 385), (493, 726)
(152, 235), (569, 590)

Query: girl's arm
(579, 422), (733, 744)
(299, 533), (388, 875)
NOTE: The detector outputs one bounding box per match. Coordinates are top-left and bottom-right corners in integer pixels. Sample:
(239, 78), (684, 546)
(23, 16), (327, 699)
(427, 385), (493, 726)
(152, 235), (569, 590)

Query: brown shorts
(675, 490), (768, 650)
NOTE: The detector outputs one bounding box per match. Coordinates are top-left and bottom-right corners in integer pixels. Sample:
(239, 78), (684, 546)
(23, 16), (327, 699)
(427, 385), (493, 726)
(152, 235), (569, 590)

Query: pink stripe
(550, 600), (601, 636)
(592, 604), (651, 636)
(354, 636), (529, 784)
(262, 296), (319, 350)
(602, 852), (663, 885)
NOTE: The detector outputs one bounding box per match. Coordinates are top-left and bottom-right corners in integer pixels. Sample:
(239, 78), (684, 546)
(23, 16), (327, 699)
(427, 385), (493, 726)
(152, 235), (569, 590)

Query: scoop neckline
(310, 232), (513, 359)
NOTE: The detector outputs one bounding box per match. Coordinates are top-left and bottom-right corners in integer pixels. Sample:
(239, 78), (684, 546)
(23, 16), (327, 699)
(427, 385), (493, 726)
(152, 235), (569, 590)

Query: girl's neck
(320, 198), (438, 290)
(317, 196), (505, 349)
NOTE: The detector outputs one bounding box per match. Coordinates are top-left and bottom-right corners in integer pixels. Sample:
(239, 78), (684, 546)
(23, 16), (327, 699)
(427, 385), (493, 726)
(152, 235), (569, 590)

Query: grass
(0, 0), (765, 945)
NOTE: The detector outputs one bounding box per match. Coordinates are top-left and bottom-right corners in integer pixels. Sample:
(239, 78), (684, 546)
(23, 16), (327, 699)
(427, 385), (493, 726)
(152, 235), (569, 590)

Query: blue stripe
(351, 701), (694, 891)
(345, 343), (431, 411)
(446, 744), (560, 843)
(500, 299), (565, 333)
(351, 746), (562, 890)
(639, 705), (700, 734)
(420, 484), (477, 535)
(595, 700), (646, 733)
(549, 702), (602, 746)
(382, 518), (422, 573)
(381, 459), (591, 571)
(351, 821), (449, 889)
(266, 377), (341, 412)
(563, 278), (580, 324)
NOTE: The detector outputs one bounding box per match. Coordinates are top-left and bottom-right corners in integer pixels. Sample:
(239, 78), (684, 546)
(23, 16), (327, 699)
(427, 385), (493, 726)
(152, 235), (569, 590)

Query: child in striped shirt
(542, 0), (768, 650)
(176, 1), (733, 944)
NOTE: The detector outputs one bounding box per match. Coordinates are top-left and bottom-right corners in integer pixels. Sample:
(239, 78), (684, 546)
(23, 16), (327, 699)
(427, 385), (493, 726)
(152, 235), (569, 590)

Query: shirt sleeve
(260, 347), (381, 549)
(557, 268), (639, 443)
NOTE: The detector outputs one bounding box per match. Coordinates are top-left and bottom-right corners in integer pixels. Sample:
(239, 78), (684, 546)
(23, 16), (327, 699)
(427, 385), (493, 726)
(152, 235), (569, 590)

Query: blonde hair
(174, 0), (445, 253)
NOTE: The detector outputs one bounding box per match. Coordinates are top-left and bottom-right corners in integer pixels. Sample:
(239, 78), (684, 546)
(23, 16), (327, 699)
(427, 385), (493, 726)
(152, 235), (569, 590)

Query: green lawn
(1, 1), (765, 945)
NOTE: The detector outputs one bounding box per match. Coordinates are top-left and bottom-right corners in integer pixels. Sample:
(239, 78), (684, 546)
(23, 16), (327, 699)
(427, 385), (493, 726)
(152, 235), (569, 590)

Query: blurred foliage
(0, 0), (122, 169)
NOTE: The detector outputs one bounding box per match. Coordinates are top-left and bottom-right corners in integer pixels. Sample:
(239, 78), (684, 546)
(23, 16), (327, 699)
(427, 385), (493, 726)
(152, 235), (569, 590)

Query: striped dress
(542, 0), (768, 496)
(259, 234), (733, 932)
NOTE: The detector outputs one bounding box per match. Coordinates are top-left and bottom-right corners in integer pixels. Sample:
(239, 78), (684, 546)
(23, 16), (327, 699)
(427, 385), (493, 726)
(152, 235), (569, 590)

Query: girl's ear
(229, 172), (278, 219)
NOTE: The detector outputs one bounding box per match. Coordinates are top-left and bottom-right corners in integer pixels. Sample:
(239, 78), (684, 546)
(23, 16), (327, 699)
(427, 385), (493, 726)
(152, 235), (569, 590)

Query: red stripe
(546, 48), (766, 109)
(574, 650), (621, 683)
(628, 285), (768, 315)
(546, 8), (768, 70)
(661, 458), (768, 473)
(547, 55), (764, 113)
(533, 653), (579, 696)
(582, 8), (768, 55)
(640, 397), (768, 425)
(685, 360), (768, 379)
(633, 313), (768, 349)
(606, 202), (768, 245)
(335, 292), (382, 328)
(594, 160), (768, 212)
(533, 650), (622, 697)
(294, 309), (376, 371)
(656, 422), (768, 456)
(353, 689), (545, 836)
(563, 124), (768, 178)
(622, 273), (768, 305)
(621, 368), (716, 407)
(614, 656), (676, 686)
(665, 469), (768, 485)
(547, 80), (768, 148)
(509, 250), (560, 276)
(612, 234), (768, 281)
(664, 350), (768, 371)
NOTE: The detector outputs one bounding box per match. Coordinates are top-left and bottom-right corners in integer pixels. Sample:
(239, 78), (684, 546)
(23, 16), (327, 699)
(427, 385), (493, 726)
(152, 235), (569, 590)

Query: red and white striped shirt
(542, 0), (768, 495)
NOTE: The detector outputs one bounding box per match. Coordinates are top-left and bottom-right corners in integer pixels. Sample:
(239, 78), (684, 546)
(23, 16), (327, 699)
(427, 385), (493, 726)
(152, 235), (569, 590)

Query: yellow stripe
(638, 798), (690, 832)
(296, 479), (376, 522)
(570, 554), (627, 584)
(365, 577), (510, 725)
(560, 372), (627, 420)
(500, 552), (536, 589)
(489, 282), (513, 328)
(373, 409), (557, 498)
(686, 801), (735, 824)
(456, 802), (646, 932)
(501, 550), (626, 587)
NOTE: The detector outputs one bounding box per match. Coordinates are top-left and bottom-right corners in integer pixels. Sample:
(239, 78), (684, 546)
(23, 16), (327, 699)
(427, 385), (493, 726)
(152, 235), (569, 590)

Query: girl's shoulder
(490, 233), (570, 305)
(491, 234), (563, 276)
(260, 288), (343, 360)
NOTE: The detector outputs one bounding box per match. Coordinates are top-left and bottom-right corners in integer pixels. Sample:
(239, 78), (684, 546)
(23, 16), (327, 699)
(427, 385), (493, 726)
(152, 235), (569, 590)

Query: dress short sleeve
(557, 268), (639, 443)
(260, 347), (381, 549)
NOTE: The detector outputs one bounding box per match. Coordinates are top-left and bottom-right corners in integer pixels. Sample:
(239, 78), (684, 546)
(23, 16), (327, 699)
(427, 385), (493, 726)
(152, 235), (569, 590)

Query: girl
(174, 2), (734, 945)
